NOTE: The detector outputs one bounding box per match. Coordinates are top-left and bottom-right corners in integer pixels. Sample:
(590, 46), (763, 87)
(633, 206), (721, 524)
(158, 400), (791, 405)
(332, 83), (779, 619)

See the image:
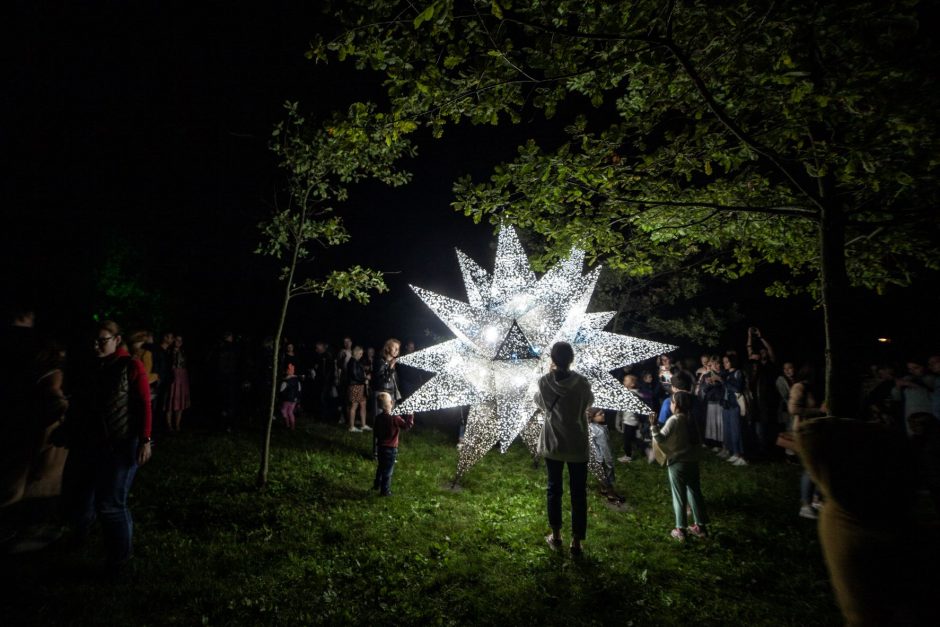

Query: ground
(1, 418), (846, 625)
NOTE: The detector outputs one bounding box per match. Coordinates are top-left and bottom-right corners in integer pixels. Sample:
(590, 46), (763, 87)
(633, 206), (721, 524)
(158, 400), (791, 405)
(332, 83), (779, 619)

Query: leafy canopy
(257, 101), (416, 303)
(313, 0), (939, 302)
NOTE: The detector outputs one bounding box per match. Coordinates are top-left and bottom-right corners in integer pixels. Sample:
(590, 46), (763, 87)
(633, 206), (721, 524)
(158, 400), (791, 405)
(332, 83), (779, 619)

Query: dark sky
(3, 1), (507, 349)
(3, 1), (937, 362)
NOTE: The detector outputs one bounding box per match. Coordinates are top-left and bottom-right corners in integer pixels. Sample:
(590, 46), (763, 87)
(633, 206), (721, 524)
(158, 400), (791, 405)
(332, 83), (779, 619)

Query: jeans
(66, 437), (139, 565)
(667, 461), (709, 528)
(374, 446), (398, 495)
(545, 459), (587, 540)
(800, 470), (817, 505)
(722, 406), (744, 456)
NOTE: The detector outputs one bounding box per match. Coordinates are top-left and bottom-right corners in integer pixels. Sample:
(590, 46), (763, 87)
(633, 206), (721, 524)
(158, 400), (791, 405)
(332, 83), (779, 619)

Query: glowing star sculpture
(397, 227), (675, 482)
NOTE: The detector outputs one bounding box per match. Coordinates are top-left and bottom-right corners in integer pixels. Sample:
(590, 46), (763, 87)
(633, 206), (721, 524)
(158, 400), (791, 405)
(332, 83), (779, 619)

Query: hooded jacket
(534, 370), (594, 462)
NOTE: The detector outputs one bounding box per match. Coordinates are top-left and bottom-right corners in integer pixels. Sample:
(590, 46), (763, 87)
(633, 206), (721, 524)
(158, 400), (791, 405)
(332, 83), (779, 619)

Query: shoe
(570, 544), (584, 558)
(670, 528), (686, 542)
(687, 524), (707, 538)
(727, 455), (740, 463)
(717, 449), (731, 459)
(618, 455), (632, 463)
(810, 500), (823, 511)
(545, 534), (563, 551)
(799, 505), (818, 520)
(711, 446), (721, 452)
(732, 457), (748, 466)
(360, 425), (373, 431)
(348, 427), (362, 433)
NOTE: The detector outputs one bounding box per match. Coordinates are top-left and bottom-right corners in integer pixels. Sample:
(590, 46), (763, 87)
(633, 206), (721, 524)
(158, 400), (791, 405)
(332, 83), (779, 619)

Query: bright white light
(396, 226), (675, 481)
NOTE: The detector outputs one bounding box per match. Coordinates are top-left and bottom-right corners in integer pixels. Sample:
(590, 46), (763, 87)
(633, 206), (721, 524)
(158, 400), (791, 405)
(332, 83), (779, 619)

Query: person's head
(928, 355), (940, 375)
(34, 339), (66, 372)
(797, 362), (815, 383)
(366, 346), (375, 359)
(550, 341), (575, 372)
(641, 371), (654, 384)
(623, 373), (638, 389)
(285, 342), (295, 354)
(782, 362), (795, 378)
(670, 371), (694, 393)
(11, 306), (35, 327)
(343, 336), (352, 349)
(377, 391), (393, 413)
(285, 362), (295, 377)
(586, 407), (605, 423)
(383, 338), (401, 360)
(658, 354), (671, 367)
(672, 390), (693, 415)
(222, 331), (234, 343)
(875, 364), (894, 381)
(352, 346), (364, 360)
(145, 331), (155, 344)
(95, 320), (123, 358)
(907, 361), (925, 377)
(723, 353), (739, 370)
(315, 341), (326, 354)
(161, 332), (174, 346)
(404, 340), (416, 354)
(700, 354), (710, 367)
(128, 330), (148, 352)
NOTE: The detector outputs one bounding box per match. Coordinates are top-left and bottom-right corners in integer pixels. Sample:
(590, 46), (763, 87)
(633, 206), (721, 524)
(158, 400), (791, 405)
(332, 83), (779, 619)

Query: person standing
(651, 391), (709, 541)
(64, 321), (151, 572)
(535, 341), (594, 557)
(372, 392), (414, 496)
(346, 346), (370, 432)
(164, 335), (191, 433)
(721, 354), (748, 466)
(150, 332), (173, 432)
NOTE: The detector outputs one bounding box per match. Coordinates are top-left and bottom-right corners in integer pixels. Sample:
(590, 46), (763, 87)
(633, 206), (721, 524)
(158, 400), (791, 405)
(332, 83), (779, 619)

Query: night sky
(4, 1), (937, 361)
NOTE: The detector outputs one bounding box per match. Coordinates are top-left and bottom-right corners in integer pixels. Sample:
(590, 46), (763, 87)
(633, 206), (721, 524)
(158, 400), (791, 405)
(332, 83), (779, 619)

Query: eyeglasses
(95, 336), (116, 346)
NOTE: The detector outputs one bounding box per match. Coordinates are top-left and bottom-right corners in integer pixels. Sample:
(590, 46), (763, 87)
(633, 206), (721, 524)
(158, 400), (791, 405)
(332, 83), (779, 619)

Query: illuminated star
(397, 227), (675, 481)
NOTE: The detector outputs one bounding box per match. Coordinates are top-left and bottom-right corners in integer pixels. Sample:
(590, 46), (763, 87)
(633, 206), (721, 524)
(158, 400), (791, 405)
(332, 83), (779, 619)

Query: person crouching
(372, 392), (414, 497)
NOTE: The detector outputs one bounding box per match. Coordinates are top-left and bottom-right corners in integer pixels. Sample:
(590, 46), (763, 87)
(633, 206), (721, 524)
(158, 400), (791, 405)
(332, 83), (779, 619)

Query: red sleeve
(128, 358), (153, 440)
(395, 414), (415, 430)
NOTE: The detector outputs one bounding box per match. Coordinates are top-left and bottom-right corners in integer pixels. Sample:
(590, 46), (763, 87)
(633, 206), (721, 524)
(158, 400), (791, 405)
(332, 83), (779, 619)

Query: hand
(648, 413), (658, 426)
(137, 441), (152, 465)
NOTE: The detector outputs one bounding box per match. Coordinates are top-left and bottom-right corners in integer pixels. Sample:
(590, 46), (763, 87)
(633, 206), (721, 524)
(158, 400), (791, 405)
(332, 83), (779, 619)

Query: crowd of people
(2, 307), (938, 622)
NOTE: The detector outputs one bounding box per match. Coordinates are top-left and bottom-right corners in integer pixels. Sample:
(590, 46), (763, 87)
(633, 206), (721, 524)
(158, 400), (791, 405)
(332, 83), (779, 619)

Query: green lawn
(2, 420), (843, 626)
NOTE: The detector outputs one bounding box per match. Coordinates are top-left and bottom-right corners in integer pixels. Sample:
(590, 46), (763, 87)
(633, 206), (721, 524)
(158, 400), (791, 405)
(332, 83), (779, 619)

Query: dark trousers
(545, 458), (587, 540)
(374, 446), (398, 495)
(64, 437), (139, 565)
(622, 424), (642, 458)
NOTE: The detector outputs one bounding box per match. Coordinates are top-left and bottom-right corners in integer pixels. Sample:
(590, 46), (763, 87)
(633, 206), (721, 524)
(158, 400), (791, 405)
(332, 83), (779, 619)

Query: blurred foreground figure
(796, 415), (937, 626)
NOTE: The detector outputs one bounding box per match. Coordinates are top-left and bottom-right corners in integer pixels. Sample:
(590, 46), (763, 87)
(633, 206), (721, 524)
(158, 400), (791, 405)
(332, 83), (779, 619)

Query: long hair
(382, 338), (400, 360)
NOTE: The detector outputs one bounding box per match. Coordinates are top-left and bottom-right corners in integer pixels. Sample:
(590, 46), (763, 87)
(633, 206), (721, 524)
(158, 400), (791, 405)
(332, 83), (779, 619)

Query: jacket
(534, 370), (594, 462)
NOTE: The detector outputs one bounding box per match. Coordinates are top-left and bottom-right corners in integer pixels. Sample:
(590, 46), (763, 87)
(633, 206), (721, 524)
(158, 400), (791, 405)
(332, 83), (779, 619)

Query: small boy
(587, 407), (622, 502)
(615, 374), (647, 462)
(372, 392), (414, 496)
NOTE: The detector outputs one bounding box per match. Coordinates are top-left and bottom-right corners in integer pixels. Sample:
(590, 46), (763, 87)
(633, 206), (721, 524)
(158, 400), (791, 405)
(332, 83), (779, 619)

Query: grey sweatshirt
(534, 370), (594, 462)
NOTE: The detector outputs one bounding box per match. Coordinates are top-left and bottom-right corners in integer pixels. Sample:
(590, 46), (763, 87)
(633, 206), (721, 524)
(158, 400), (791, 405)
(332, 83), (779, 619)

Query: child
(651, 391), (709, 541)
(615, 374), (646, 463)
(278, 363), (301, 430)
(587, 407), (623, 503)
(372, 391), (414, 496)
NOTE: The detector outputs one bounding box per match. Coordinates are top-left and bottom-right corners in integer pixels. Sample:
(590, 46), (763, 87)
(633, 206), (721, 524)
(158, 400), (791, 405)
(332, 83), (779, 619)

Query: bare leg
(357, 400), (368, 428)
(347, 404), (357, 430)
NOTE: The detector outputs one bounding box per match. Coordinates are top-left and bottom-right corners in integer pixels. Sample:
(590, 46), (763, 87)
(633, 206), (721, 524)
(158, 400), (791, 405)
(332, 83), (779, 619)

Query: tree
(256, 101), (415, 488)
(313, 0), (939, 414)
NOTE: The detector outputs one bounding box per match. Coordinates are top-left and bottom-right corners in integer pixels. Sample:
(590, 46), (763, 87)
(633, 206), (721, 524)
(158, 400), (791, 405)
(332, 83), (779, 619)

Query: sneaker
(726, 455), (740, 463)
(687, 524), (707, 538)
(717, 449), (731, 459)
(618, 455), (632, 463)
(799, 505), (818, 520)
(810, 500), (823, 511)
(348, 427), (362, 433)
(360, 425), (373, 432)
(731, 457), (748, 466)
(670, 528), (686, 542)
(711, 446), (721, 452)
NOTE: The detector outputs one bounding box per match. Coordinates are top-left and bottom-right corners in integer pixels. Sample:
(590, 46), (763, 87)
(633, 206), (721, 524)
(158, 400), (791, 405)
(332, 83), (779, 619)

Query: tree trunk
(818, 204), (853, 416)
(257, 252), (298, 489)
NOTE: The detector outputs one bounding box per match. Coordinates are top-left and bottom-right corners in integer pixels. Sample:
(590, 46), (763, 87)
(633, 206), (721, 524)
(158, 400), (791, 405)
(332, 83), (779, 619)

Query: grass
(1, 418), (843, 626)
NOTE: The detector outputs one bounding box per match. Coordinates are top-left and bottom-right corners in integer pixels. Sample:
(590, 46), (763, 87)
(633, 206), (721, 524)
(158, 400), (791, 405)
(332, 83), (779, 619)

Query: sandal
(545, 534), (563, 551)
